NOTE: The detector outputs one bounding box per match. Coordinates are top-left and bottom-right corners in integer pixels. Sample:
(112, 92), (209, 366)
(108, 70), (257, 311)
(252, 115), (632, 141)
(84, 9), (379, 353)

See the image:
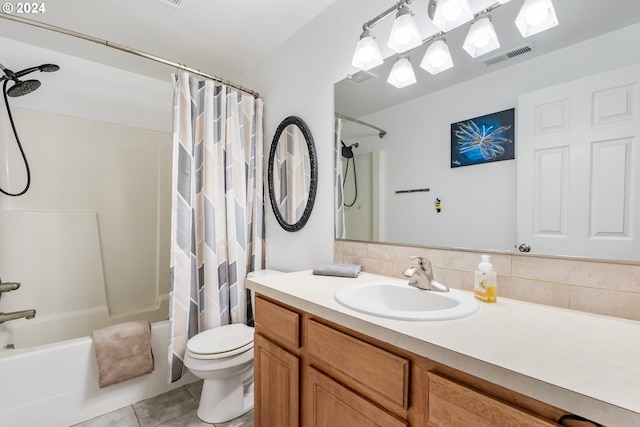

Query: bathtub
(0, 320), (197, 427)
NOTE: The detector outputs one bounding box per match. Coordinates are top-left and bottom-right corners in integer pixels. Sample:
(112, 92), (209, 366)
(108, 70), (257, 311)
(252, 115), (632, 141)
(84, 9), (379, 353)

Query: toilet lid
(186, 324), (254, 357)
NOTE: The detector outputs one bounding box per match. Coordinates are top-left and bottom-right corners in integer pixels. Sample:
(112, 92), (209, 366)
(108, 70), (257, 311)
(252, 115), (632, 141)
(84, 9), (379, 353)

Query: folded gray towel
(92, 320), (154, 388)
(313, 263), (362, 278)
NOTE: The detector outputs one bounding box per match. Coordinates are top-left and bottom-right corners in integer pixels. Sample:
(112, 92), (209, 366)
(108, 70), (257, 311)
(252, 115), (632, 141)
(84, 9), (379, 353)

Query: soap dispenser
(474, 255), (497, 303)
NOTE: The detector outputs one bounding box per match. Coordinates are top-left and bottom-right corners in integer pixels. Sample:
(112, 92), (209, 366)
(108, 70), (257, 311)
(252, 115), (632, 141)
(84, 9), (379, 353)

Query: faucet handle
(0, 280), (21, 293)
(409, 256), (429, 268)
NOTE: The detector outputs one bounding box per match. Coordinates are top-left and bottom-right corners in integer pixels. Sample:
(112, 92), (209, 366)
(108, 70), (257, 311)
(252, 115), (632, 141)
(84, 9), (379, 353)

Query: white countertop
(247, 270), (640, 426)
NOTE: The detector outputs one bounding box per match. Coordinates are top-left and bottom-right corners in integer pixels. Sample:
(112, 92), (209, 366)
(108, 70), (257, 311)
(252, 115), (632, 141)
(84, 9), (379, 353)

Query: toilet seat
(186, 323), (254, 360)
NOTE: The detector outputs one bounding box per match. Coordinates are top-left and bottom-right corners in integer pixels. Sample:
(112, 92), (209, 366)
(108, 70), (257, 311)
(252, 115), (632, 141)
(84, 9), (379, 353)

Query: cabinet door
(255, 333), (299, 427)
(304, 367), (407, 427)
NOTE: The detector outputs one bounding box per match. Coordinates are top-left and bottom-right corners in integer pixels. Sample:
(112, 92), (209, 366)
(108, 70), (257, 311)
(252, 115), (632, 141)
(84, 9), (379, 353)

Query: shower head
(6, 79), (41, 97)
(12, 63), (60, 78)
(341, 141), (359, 159)
(1, 62), (59, 97)
(39, 64), (60, 73)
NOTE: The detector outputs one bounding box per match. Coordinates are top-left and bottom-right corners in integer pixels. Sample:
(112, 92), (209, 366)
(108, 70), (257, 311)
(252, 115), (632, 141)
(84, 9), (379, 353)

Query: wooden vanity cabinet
(254, 296), (301, 427)
(254, 294), (595, 427)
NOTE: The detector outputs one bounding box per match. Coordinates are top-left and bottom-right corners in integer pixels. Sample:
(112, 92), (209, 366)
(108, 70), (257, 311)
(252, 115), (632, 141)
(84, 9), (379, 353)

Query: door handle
(518, 243), (531, 253)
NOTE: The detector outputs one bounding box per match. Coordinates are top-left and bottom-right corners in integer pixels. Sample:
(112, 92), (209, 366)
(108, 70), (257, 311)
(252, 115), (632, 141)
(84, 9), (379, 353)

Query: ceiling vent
(154, 0), (182, 8)
(483, 44), (533, 66)
(346, 69), (378, 85)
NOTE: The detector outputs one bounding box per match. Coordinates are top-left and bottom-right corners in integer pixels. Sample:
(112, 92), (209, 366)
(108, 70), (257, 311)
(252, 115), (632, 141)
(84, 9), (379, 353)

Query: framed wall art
(450, 108), (515, 168)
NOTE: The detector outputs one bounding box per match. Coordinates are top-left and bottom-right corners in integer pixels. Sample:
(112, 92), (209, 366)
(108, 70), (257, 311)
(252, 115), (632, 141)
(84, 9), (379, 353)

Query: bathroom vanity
(247, 271), (640, 427)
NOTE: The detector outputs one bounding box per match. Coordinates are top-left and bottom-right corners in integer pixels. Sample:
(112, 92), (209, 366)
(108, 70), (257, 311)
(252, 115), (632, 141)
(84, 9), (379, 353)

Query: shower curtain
(168, 72), (265, 382)
(335, 117), (346, 238)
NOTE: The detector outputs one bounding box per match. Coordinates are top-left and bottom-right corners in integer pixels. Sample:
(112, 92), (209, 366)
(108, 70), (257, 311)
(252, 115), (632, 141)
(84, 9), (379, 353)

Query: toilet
(183, 269), (282, 423)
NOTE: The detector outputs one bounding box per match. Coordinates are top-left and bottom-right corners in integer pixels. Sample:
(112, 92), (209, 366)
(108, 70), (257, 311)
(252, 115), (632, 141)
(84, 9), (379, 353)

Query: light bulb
(515, 0), (558, 37)
(432, 0), (473, 31)
(463, 15), (500, 58)
(429, 56), (445, 68)
(351, 29), (383, 71)
(420, 39), (453, 75)
(526, 3), (549, 25)
(442, 1), (465, 22)
(387, 6), (423, 53)
(387, 55), (417, 88)
(472, 32), (490, 48)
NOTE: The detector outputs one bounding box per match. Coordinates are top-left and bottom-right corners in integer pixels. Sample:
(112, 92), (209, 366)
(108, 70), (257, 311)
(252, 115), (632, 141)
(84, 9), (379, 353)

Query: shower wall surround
(0, 107), (172, 332)
(335, 240), (640, 321)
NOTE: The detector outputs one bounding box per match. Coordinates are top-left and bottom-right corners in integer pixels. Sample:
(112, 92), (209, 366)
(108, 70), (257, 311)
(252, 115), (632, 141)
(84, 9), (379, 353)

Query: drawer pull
(558, 414), (602, 427)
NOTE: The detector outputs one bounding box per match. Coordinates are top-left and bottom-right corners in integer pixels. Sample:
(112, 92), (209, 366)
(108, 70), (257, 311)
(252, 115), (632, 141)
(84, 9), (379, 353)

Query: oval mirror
(268, 116), (317, 232)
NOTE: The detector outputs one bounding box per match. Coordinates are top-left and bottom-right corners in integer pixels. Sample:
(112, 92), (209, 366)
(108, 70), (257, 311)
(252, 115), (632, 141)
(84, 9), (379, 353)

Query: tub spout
(0, 309), (36, 324)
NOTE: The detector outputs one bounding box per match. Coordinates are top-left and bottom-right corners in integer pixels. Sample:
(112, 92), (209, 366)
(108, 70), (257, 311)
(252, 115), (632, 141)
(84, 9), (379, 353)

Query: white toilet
(183, 269), (282, 423)
(184, 323), (255, 423)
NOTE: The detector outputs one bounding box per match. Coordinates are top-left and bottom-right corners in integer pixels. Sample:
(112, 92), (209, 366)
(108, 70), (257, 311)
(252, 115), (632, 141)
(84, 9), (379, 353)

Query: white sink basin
(335, 282), (479, 321)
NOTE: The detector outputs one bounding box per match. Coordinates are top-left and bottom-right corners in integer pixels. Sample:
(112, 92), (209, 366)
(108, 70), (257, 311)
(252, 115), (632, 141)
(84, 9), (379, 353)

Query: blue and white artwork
(450, 108), (515, 168)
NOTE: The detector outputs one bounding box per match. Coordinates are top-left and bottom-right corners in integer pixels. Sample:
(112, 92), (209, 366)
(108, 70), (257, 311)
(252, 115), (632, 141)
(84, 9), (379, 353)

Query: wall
(241, 0), (392, 271)
(0, 36), (174, 326)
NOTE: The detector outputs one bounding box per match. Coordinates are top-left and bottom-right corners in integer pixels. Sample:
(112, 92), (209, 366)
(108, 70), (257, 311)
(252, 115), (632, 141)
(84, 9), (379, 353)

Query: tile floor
(72, 380), (254, 427)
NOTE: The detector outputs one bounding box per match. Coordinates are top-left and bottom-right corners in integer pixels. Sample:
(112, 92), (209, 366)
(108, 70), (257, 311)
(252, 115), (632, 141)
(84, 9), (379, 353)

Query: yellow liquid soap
(485, 286), (497, 303)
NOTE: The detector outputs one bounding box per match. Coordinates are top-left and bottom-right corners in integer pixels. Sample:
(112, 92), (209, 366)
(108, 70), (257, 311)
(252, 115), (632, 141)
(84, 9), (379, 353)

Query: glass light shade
(463, 16), (500, 58)
(432, 0), (474, 32)
(387, 6), (423, 53)
(387, 55), (417, 88)
(351, 29), (383, 70)
(515, 0), (559, 37)
(420, 39), (453, 75)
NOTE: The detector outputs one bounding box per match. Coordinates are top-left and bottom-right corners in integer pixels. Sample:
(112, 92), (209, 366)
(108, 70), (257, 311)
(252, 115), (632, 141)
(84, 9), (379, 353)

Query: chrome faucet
(402, 256), (449, 292)
(0, 309), (36, 324)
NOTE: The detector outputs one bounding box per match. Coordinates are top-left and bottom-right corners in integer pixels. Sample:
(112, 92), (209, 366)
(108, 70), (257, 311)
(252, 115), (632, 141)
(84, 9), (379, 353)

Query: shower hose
(1, 79), (31, 196)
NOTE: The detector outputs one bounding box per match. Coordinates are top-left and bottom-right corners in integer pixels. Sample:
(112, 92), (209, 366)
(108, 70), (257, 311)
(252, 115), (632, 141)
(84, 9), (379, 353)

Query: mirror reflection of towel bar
(395, 188), (430, 194)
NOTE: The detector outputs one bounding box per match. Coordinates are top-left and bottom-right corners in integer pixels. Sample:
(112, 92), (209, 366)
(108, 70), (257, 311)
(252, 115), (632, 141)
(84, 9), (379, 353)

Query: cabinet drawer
(255, 296), (300, 349)
(306, 319), (410, 409)
(427, 372), (557, 427)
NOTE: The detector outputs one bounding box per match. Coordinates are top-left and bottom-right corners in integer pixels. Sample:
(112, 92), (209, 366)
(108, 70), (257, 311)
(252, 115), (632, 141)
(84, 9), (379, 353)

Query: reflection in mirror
(268, 116), (317, 232)
(335, 1), (640, 261)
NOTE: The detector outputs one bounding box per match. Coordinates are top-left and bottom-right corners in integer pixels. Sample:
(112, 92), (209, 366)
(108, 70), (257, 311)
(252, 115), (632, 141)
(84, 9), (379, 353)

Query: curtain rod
(0, 13), (260, 98)
(335, 113), (387, 138)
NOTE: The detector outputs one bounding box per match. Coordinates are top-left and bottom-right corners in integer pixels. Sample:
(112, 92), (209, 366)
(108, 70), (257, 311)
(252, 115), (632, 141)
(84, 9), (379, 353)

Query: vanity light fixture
(350, 0), (558, 88)
(420, 38), (453, 74)
(515, 0), (558, 37)
(430, 0), (474, 32)
(387, 54), (417, 88)
(351, 28), (384, 70)
(463, 14), (500, 58)
(388, 5), (423, 53)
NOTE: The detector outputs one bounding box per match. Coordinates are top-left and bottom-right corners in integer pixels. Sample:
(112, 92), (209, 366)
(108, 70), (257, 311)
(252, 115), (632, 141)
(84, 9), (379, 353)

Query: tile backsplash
(335, 240), (640, 321)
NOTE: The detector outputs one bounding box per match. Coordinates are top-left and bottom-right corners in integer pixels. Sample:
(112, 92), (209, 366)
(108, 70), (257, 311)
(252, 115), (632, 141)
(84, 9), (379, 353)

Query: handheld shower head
(39, 64), (60, 72)
(7, 79), (41, 97)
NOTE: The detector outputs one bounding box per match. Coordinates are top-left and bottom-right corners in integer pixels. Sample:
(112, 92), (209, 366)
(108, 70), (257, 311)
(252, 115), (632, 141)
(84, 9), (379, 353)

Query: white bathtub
(0, 320), (197, 427)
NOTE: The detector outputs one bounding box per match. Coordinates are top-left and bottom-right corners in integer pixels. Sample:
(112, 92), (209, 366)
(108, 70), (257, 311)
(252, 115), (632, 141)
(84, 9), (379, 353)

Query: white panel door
(517, 64), (640, 261)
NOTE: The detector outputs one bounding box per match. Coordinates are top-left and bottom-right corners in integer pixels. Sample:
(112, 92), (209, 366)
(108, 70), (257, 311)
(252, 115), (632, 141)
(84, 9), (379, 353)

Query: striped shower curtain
(168, 72), (265, 382)
(335, 117), (346, 238)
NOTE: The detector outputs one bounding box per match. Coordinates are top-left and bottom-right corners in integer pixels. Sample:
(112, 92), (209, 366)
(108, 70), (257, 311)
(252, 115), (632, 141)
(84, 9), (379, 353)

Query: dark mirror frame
(267, 116), (318, 232)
